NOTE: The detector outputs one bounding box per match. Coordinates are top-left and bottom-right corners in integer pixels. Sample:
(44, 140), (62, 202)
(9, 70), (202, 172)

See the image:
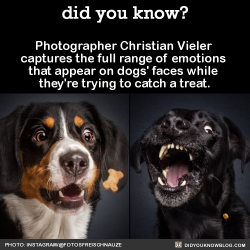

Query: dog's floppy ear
(223, 116), (250, 173)
(100, 118), (128, 192)
(0, 107), (25, 193)
(130, 139), (144, 173)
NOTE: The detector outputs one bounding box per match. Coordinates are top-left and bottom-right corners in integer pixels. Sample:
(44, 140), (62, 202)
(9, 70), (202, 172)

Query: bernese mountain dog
(0, 102), (128, 239)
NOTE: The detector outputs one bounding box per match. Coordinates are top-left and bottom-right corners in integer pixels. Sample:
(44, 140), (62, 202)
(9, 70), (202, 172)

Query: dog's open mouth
(40, 183), (88, 210)
(146, 142), (204, 197)
(157, 143), (197, 191)
(143, 141), (205, 207)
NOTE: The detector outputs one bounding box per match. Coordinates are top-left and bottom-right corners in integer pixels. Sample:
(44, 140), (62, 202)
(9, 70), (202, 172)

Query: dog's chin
(40, 183), (88, 214)
(154, 180), (202, 207)
(144, 142), (206, 208)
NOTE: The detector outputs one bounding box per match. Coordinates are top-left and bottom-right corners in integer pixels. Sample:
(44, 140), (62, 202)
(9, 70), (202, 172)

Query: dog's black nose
(60, 151), (89, 176)
(161, 116), (190, 134)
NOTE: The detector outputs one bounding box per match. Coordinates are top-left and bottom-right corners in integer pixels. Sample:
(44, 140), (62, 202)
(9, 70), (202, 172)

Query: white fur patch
(4, 194), (92, 239)
(49, 109), (94, 189)
(49, 138), (94, 189)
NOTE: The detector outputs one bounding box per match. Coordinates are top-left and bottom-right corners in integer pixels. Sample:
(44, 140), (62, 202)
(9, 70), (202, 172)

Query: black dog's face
(0, 102), (128, 214)
(138, 108), (246, 207)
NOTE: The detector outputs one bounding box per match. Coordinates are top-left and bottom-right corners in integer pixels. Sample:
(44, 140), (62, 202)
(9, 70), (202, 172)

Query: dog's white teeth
(158, 177), (165, 186)
(162, 170), (167, 178)
(59, 191), (64, 198)
(78, 190), (85, 197)
(166, 143), (185, 151)
(159, 145), (167, 160)
(180, 180), (186, 186)
(189, 153), (193, 161)
(162, 167), (169, 178)
(160, 144), (191, 161)
(159, 145), (170, 160)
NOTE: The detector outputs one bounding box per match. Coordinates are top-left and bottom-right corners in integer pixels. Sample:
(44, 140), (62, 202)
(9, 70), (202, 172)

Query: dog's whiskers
(46, 177), (53, 199)
(35, 166), (50, 178)
(210, 174), (222, 185)
(88, 197), (101, 206)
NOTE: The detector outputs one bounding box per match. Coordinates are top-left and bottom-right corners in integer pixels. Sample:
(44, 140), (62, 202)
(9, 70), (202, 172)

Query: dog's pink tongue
(167, 163), (189, 187)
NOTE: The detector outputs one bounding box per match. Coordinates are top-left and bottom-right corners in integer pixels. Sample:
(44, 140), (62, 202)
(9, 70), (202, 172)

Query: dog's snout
(161, 116), (190, 134)
(60, 151), (89, 176)
(175, 118), (190, 130)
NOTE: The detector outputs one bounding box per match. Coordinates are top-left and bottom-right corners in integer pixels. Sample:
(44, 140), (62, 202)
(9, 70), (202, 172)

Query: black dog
(131, 108), (250, 238)
(0, 102), (128, 239)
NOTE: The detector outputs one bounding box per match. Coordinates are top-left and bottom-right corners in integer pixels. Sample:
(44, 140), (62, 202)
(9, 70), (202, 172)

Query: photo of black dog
(0, 100), (128, 239)
(131, 108), (250, 238)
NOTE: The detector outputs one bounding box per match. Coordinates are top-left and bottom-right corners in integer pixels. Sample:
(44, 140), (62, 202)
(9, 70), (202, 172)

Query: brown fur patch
(21, 140), (99, 206)
(44, 117), (55, 129)
(21, 143), (57, 204)
(83, 164), (100, 202)
(103, 169), (124, 192)
(74, 116), (84, 127)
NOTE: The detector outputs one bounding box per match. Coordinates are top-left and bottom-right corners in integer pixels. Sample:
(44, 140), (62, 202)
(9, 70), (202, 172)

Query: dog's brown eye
(35, 130), (47, 141)
(83, 129), (94, 142)
(204, 124), (213, 134)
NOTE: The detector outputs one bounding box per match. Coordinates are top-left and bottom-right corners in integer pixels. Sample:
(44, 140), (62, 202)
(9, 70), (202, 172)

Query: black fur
(0, 199), (23, 238)
(131, 108), (250, 239)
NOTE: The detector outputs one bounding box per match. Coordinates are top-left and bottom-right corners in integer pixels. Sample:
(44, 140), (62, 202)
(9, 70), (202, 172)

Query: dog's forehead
(167, 109), (216, 121)
(167, 108), (198, 120)
(21, 102), (95, 124)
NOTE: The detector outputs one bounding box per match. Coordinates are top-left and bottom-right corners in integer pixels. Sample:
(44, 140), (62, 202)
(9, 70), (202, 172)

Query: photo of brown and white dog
(0, 101), (128, 239)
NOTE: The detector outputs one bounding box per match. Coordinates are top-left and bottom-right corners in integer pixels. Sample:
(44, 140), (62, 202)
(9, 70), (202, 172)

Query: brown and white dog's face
(20, 105), (100, 214)
(0, 102), (128, 214)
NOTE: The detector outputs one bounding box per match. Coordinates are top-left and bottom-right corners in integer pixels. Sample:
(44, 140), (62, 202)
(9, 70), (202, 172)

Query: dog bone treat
(103, 169), (124, 192)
